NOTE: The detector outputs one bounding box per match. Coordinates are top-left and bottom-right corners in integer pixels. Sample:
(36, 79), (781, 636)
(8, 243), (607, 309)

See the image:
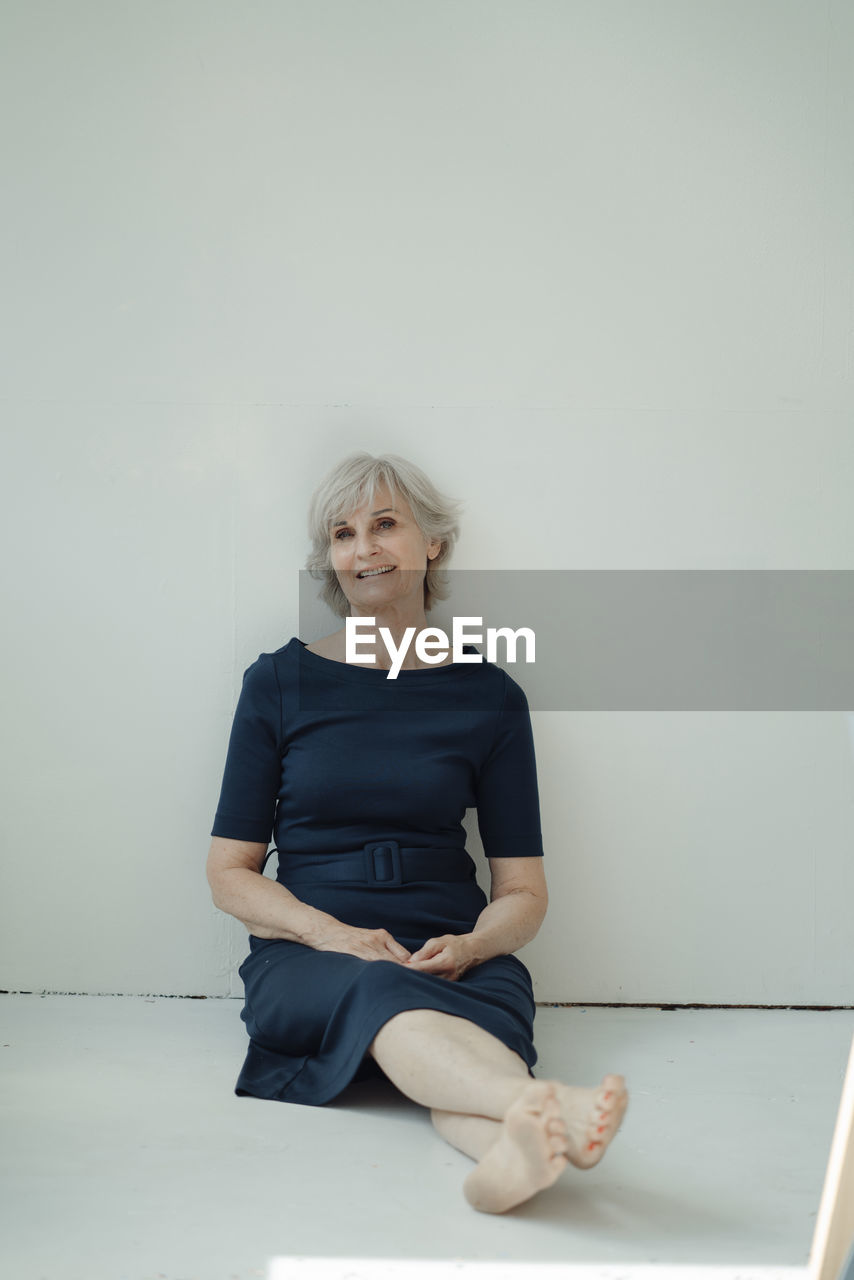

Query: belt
(276, 839), (476, 889)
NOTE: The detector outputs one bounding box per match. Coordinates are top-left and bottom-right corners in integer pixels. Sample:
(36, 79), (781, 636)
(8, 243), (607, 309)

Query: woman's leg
(367, 1008), (628, 1213)
(367, 1007), (531, 1117)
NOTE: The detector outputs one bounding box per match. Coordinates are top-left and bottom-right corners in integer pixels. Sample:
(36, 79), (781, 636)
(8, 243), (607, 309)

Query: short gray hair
(306, 452), (464, 617)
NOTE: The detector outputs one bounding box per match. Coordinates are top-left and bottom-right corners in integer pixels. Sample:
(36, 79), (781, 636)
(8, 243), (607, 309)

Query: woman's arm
(207, 837), (333, 943)
(206, 837), (411, 962)
(466, 855), (548, 963)
(405, 856), (548, 978)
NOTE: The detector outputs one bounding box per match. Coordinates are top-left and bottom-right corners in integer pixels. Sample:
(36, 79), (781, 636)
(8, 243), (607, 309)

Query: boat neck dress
(210, 634), (546, 1105)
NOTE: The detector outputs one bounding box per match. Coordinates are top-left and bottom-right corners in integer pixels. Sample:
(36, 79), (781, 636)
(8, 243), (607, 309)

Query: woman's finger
(377, 931), (411, 959)
(409, 938), (443, 962)
(408, 949), (450, 971)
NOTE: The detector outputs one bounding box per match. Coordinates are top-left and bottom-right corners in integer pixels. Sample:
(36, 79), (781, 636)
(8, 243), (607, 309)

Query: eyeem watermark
(346, 617), (536, 679)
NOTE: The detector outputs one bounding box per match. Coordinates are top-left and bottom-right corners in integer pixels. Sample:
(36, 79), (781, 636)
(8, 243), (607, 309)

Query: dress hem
(234, 988), (537, 1107)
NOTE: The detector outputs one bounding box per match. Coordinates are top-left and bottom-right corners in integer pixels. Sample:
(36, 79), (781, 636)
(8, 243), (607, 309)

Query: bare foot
(552, 1072), (629, 1170)
(463, 1081), (570, 1214)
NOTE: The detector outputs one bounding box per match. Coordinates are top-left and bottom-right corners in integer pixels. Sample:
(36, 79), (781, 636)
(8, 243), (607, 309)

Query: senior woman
(206, 451), (628, 1213)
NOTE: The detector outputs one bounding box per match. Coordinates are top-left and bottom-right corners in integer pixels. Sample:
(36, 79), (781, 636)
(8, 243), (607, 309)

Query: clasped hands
(403, 932), (475, 981)
(319, 924), (477, 979)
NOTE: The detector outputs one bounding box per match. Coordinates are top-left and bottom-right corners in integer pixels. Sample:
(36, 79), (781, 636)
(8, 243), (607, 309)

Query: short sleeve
(474, 671), (545, 858)
(210, 653), (282, 843)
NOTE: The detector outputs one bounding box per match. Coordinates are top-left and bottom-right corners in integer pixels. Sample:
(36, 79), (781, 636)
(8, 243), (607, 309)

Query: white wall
(1, 0), (852, 1004)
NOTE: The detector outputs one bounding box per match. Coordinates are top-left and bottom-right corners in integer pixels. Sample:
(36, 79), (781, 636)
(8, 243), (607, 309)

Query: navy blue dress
(211, 635), (546, 1105)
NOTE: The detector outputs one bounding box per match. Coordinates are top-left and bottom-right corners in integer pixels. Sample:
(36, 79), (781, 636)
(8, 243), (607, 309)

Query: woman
(206, 451), (628, 1214)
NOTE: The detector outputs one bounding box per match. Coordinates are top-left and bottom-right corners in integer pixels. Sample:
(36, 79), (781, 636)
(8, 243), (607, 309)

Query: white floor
(1, 995), (852, 1280)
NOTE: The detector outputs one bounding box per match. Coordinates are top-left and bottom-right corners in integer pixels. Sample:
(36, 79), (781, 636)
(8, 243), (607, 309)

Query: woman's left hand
(404, 934), (476, 981)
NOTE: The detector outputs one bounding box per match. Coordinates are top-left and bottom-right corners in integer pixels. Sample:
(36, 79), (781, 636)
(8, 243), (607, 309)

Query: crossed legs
(367, 1008), (628, 1214)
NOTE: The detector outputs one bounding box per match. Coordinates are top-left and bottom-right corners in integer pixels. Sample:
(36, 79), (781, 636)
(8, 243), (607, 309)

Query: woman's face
(329, 483), (440, 615)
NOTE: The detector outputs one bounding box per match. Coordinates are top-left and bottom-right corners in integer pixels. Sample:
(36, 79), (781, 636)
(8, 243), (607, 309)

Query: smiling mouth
(357, 566), (396, 579)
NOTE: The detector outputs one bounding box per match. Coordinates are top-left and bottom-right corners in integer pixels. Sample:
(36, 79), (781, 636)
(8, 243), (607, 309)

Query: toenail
(587, 1141), (602, 1151)
(597, 1125), (605, 1132)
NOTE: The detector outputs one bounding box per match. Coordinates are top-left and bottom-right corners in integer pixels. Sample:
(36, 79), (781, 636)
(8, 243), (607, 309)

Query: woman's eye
(334, 519), (395, 540)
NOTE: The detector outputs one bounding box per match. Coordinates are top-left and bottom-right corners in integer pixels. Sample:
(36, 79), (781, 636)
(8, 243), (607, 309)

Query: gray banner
(299, 570), (854, 710)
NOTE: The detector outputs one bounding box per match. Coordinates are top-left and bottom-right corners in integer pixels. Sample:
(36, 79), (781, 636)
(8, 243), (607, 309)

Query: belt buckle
(363, 839), (403, 888)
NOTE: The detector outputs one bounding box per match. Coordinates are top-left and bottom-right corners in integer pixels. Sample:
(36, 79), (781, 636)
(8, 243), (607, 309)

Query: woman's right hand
(314, 923), (412, 965)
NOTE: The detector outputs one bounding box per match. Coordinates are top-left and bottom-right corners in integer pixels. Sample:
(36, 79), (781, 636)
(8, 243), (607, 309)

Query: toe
(601, 1074), (626, 1101)
(541, 1093), (562, 1123)
(590, 1100), (618, 1135)
(595, 1077), (625, 1115)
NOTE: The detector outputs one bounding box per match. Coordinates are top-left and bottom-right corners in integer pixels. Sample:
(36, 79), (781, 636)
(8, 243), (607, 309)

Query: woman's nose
(351, 528), (380, 557)
(353, 524), (381, 550)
